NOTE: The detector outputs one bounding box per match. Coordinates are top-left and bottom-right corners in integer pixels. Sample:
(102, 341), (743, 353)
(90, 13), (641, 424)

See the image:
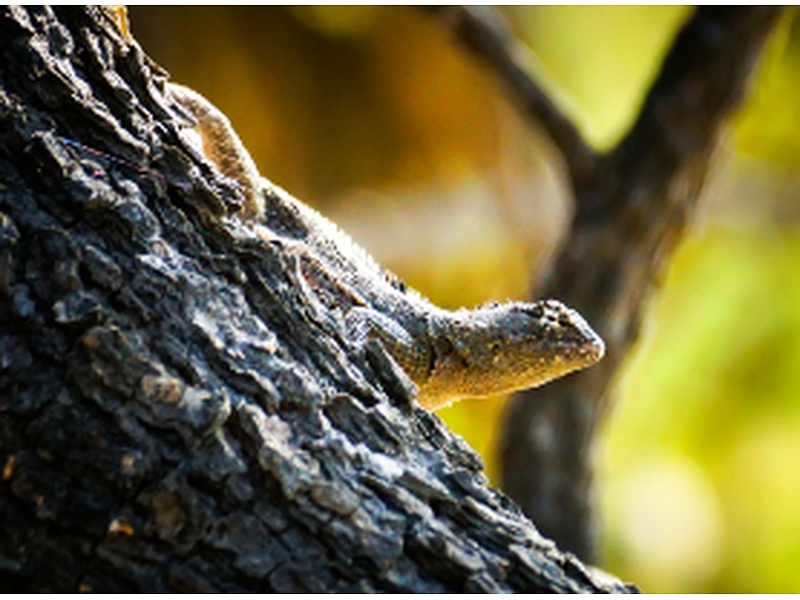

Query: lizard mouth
(581, 325), (605, 360)
(565, 307), (606, 366)
(557, 310), (605, 367)
(579, 333), (605, 365)
(550, 332), (604, 372)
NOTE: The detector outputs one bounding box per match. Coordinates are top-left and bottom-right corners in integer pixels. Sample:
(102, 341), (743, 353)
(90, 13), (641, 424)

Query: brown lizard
(168, 83), (605, 411)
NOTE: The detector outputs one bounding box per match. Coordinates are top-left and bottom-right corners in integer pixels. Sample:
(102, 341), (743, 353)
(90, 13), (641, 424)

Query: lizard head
(421, 299), (604, 408)
(496, 300), (605, 378)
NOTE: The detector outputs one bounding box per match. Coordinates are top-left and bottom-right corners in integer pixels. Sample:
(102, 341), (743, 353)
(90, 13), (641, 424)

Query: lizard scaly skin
(168, 83), (605, 411)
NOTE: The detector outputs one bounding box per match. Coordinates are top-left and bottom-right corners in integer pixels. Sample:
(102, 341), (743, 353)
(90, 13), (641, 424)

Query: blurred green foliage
(604, 229), (800, 592)
(130, 7), (800, 592)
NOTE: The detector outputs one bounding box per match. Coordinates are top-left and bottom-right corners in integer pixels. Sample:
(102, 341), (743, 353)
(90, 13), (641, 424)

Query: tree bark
(0, 6), (631, 593)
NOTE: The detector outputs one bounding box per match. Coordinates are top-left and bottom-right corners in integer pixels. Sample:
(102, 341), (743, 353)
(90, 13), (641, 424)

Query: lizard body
(168, 83), (604, 410)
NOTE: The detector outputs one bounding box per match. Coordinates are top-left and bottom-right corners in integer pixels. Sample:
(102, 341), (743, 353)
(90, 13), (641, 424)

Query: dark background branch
(486, 7), (784, 560)
(424, 6), (596, 187)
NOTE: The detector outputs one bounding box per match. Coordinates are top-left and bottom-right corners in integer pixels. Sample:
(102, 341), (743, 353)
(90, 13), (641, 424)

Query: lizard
(167, 83), (605, 411)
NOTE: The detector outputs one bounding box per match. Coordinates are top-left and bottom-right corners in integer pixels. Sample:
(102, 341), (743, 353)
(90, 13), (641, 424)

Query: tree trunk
(0, 6), (631, 593)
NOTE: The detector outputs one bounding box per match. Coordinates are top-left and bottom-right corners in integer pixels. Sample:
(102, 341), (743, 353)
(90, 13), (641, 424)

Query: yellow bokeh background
(130, 7), (800, 592)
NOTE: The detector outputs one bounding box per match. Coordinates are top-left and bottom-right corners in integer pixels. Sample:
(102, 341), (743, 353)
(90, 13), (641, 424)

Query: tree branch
(496, 7), (784, 559)
(422, 6), (596, 186)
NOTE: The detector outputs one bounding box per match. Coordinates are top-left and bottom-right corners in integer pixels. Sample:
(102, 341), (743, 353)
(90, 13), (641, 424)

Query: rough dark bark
(426, 7), (782, 561)
(0, 6), (633, 593)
